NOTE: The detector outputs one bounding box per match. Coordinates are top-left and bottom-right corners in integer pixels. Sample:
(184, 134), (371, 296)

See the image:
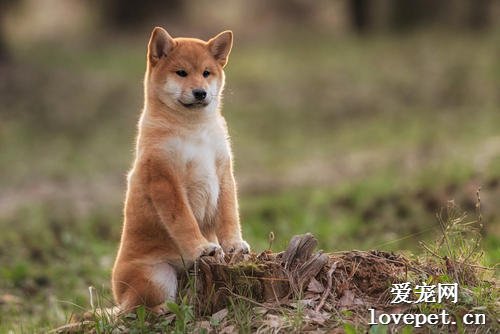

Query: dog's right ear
(148, 27), (174, 66)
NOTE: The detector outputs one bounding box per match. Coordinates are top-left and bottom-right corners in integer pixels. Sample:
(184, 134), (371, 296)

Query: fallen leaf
(253, 306), (269, 315)
(196, 320), (211, 331)
(211, 308), (228, 323)
(304, 308), (330, 325)
(304, 291), (321, 301)
(262, 314), (284, 329)
(307, 277), (325, 293)
(48, 321), (94, 334)
(219, 325), (237, 334)
(338, 290), (364, 308)
(0, 294), (22, 305)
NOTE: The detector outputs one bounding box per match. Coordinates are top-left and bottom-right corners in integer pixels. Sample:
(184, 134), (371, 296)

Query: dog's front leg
(215, 161), (250, 254)
(147, 159), (223, 261)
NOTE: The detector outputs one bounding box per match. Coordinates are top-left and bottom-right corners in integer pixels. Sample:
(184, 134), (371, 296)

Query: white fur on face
(205, 76), (223, 113)
(160, 79), (184, 109)
(159, 74), (224, 113)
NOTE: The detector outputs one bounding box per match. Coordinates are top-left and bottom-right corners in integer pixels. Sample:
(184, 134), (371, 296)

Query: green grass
(0, 29), (499, 331)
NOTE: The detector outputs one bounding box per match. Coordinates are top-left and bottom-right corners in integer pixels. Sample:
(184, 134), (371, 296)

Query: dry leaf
(304, 309), (330, 325)
(304, 291), (321, 300)
(307, 277), (325, 293)
(211, 308), (228, 323)
(196, 320), (211, 332)
(338, 290), (364, 308)
(0, 294), (22, 305)
(262, 314), (284, 329)
(253, 306), (269, 315)
(219, 324), (237, 334)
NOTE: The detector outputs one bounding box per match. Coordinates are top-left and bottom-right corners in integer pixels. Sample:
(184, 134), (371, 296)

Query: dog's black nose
(192, 89), (207, 101)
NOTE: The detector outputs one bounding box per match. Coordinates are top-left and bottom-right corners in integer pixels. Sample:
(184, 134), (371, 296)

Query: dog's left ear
(208, 31), (233, 67)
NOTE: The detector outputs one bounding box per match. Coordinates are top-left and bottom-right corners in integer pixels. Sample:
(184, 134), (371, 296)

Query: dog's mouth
(178, 100), (209, 109)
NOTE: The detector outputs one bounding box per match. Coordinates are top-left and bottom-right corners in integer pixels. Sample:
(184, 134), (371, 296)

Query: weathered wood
(191, 234), (331, 314)
(179, 234), (433, 320)
(295, 251), (329, 289)
(281, 233), (318, 269)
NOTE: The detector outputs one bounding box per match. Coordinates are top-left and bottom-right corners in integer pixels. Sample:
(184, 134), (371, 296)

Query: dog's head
(145, 27), (232, 115)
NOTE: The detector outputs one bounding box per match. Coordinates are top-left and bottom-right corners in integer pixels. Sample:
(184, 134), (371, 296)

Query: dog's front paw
(196, 242), (225, 262)
(222, 239), (250, 254)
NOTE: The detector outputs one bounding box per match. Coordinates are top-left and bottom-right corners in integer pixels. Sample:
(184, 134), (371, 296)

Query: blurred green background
(0, 0), (499, 331)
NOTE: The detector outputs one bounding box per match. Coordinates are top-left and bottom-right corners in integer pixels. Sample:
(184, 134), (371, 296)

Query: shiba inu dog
(112, 27), (249, 313)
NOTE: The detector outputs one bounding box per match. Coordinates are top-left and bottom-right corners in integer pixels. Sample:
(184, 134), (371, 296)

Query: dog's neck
(135, 96), (225, 151)
(144, 92), (220, 125)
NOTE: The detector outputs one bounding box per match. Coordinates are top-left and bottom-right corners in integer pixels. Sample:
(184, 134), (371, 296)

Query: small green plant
(89, 286), (114, 334)
(369, 324), (389, 334)
(343, 322), (356, 334)
(420, 196), (484, 284)
(400, 325), (414, 334)
(135, 305), (147, 332)
(167, 296), (195, 334)
(415, 196), (499, 332)
(289, 295), (305, 331)
(227, 297), (254, 334)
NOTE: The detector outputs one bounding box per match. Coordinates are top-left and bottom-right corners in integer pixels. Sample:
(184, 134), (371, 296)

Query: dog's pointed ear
(148, 27), (174, 66)
(208, 30), (233, 67)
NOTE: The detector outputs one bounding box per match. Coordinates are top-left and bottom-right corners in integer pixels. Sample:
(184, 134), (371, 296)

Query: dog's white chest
(164, 126), (228, 224)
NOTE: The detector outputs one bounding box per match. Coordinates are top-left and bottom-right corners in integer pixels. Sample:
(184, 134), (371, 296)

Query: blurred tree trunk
(468, 0), (493, 29)
(0, 30), (7, 63)
(347, 0), (495, 33)
(349, 0), (371, 32)
(99, 0), (184, 29)
(390, 0), (445, 30)
(251, 0), (318, 26)
(0, 0), (14, 63)
(274, 0), (316, 23)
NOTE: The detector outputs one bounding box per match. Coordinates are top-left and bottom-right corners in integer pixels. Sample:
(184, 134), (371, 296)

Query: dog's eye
(203, 70), (210, 78)
(176, 70), (188, 77)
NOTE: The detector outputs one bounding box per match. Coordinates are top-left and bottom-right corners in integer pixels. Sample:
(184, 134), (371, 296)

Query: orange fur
(111, 27), (249, 312)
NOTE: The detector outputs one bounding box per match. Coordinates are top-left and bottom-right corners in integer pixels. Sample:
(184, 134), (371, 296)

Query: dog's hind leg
(113, 261), (178, 313)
